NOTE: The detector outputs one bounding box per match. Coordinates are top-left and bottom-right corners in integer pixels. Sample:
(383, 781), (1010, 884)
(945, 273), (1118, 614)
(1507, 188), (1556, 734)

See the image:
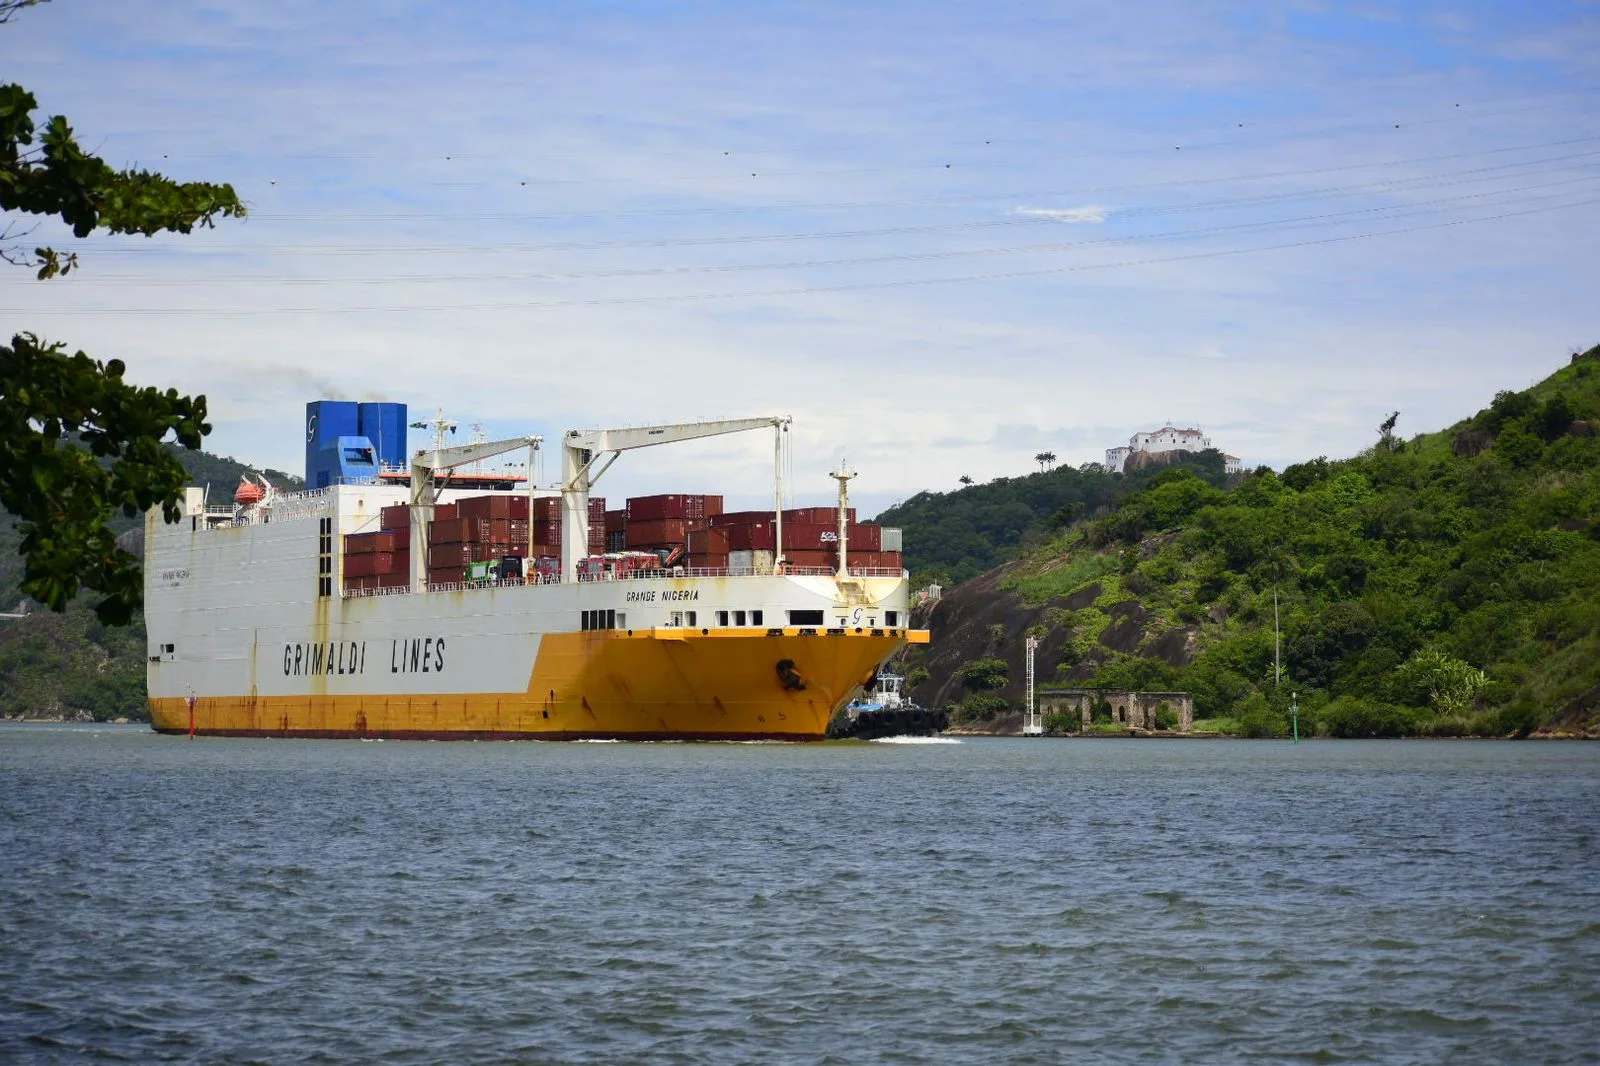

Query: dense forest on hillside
(0, 448), (299, 720)
(916, 347), (1600, 737)
(874, 450), (1234, 585)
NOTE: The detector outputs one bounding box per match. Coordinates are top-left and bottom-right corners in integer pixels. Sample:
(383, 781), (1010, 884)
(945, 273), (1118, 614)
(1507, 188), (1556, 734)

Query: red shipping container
(687, 527), (731, 555)
(429, 517), (471, 544)
(605, 509), (626, 533)
(428, 565), (465, 585)
(533, 497), (605, 520)
(709, 510), (774, 528)
(783, 550), (837, 569)
(430, 517), (515, 545)
(760, 522), (837, 551)
(343, 574), (377, 591)
(428, 543), (491, 569)
(687, 551), (729, 569)
(344, 552), (407, 578)
(379, 505), (411, 531)
(783, 507), (855, 525)
(348, 530), (401, 554)
(627, 518), (690, 547)
(626, 494), (721, 522)
(457, 495), (515, 521)
(846, 523), (881, 552)
(728, 522), (775, 552)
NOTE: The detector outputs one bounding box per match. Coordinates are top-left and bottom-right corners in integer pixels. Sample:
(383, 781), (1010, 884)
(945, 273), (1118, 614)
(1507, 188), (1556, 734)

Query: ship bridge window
(734, 610), (747, 626)
(886, 611), (898, 627)
(717, 610), (729, 627)
(751, 610), (763, 626)
(788, 610), (824, 626)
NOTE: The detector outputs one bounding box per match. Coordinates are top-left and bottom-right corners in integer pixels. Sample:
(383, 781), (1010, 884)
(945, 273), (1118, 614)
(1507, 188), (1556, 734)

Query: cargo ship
(144, 401), (928, 740)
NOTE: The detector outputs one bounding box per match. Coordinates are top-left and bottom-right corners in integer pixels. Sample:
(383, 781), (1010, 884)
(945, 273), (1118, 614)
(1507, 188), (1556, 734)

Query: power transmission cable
(143, 87), (1600, 190)
(14, 192), (1595, 316)
(238, 134), (1600, 224)
(69, 171), (1600, 286)
(66, 139), (1600, 262)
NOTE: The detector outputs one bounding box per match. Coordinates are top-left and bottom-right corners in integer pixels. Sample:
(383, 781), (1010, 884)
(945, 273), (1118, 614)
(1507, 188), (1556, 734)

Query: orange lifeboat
(234, 477), (265, 506)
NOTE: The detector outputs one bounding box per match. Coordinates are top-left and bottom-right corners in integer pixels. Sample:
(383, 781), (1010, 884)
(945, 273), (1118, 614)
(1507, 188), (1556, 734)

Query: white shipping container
(728, 549), (775, 575)
(881, 527), (903, 552)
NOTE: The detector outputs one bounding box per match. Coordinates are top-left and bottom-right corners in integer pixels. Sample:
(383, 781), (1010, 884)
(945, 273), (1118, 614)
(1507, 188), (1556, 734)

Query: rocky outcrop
(909, 558), (1198, 721)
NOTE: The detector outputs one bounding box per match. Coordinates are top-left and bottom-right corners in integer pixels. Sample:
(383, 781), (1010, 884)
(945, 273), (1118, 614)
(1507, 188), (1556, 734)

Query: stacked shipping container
(343, 493), (902, 591)
(344, 495), (586, 590)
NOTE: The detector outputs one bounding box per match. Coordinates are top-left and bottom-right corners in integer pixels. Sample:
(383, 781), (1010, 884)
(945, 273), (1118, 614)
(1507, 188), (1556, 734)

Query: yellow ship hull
(149, 628), (927, 741)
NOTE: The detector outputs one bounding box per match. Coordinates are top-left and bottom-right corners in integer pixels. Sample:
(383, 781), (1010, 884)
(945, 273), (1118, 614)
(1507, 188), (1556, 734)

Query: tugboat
(826, 672), (948, 739)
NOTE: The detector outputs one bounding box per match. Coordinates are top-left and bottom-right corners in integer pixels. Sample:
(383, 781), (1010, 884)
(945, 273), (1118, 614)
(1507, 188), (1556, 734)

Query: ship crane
(410, 434), (544, 593)
(561, 416), (790, 583)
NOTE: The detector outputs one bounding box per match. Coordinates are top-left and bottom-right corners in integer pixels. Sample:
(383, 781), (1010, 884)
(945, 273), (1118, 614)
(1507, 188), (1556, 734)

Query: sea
(1, 725), (1596, 1064)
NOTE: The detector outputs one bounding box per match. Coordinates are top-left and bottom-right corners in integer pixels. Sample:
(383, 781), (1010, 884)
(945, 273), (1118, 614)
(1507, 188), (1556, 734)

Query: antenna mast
(830, 462), (856, 578)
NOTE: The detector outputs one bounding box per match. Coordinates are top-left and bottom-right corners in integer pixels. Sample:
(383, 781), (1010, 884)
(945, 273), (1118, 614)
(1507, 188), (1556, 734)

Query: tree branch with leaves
(1, 19), (245, 623)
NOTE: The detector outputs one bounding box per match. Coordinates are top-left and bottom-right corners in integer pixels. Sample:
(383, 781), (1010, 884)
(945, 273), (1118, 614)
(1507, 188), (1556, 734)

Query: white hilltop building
(1105, 425), (1242, 475)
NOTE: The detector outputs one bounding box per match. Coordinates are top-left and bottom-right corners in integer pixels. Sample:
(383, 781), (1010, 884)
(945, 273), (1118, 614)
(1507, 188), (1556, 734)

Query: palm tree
(1034, 451), (1057, 472)
(958, 475), (974, 487)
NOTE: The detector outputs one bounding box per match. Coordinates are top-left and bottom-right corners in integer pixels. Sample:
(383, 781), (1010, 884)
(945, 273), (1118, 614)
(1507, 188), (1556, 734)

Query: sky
(4, 0), (1598, 515)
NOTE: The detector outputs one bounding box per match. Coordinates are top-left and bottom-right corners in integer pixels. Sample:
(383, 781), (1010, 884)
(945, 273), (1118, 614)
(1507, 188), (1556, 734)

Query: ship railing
(262, 486), (336, 524)
(575, 565), (908, 581)
(274, 486), (335, 503)
(424, 578), (530, 594)
(341, 584), (415, 599)
(340, 566), (905, 598)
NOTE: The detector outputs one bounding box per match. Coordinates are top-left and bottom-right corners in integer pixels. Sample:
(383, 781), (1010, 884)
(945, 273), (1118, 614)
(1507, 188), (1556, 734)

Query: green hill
(874, 449), (1235, 586)
(0, 447), (300, 721)
(907, 347), (1600, 738)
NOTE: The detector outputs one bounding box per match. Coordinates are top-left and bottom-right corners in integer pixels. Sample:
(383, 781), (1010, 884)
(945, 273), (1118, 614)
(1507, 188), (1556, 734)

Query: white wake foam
(870, 735), (963, 745)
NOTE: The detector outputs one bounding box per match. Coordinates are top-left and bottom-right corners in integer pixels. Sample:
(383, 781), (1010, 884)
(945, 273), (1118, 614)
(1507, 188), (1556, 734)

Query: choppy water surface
(2, 728), (1597, 1064)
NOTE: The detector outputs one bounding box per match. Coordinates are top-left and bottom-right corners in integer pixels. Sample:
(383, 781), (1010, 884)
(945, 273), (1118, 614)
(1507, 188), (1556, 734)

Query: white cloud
(1013, 205), (1110, 223)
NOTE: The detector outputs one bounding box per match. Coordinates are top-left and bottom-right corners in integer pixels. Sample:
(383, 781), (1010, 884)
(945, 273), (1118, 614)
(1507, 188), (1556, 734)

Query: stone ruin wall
(1037, 689), (1195, 732)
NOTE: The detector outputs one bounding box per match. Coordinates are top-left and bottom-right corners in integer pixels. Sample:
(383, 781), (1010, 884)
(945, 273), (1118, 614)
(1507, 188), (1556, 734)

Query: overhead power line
(236, 134), (1600, 223)
(72, 173), (1600, 286)
(13, 193), (1596, 316)
(66, 135), (1600, 259)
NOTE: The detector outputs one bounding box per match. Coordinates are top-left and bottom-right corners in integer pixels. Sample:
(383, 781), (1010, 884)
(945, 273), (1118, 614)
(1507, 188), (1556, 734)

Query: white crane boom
(410, 435), (542, 593)
(561, 416), (789, 582)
